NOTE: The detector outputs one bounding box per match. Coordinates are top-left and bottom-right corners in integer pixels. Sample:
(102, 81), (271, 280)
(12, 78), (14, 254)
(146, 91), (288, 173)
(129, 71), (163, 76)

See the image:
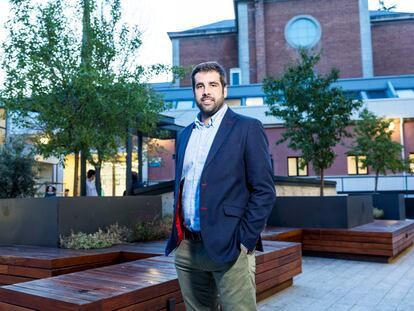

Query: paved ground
(258, 246), (414, 311)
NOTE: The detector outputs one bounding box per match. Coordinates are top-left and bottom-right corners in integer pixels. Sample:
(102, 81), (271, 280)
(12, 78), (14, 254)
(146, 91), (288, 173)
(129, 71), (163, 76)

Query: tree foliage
(263, 49), (362, 196)
(0, 138), (37, 198)
(348, 109), (408, 192)
(1, 0), (167, 194)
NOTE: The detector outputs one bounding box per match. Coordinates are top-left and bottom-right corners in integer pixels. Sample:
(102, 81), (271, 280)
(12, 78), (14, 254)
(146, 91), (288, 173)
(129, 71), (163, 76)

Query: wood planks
(0, 241), (301, 310)
(0, 242), (165, 286)
(262, 226), (303, 243)
(256, 241), (302, 300)
(302, 220), (414, 262)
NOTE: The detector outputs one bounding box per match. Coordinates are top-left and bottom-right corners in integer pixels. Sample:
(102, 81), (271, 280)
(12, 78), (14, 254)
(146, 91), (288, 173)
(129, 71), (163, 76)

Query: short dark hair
(87, 169), (96, 179)
(191, 61), (227, 90)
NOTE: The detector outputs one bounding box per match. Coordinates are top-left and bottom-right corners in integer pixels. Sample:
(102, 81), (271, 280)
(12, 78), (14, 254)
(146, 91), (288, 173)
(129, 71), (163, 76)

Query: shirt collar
(194, 104), (228, 129)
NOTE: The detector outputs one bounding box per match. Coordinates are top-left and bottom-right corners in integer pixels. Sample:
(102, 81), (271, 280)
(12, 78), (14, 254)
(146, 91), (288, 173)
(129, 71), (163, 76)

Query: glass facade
(63, 135), (139, 196)
(245, 97), (264, 106)
(225, 99), (241, 107)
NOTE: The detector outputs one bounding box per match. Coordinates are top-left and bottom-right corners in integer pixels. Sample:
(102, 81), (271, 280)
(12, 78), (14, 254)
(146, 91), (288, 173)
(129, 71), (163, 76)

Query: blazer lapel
(203, 109), (237, 170)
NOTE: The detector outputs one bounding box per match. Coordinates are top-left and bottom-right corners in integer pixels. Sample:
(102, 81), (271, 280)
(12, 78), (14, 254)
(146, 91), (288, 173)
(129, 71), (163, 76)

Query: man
(165, 61), (275, 310)
(86, 169), (98, 196)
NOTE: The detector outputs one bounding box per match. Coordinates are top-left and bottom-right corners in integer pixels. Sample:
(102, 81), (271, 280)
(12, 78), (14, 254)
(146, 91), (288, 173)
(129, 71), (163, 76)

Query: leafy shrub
(0, 138), (37, 198)
(60, 223), (133, 249)
(373, 207), (385, 219)
(60, 216), (173, 249)
(132, 216), (172, 242)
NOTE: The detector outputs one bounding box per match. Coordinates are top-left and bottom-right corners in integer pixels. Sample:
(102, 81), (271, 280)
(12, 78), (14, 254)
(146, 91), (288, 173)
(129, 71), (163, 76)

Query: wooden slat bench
(261, 226), (303, 243)
(0, 243), (165, 286)
(0, 241), (301, 310)
(302, 220), (414, 262)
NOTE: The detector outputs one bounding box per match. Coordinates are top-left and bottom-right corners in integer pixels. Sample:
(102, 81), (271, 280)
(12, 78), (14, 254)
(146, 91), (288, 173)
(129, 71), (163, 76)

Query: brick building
(151, 0), (414, 194)
(169, 0), (414, 85)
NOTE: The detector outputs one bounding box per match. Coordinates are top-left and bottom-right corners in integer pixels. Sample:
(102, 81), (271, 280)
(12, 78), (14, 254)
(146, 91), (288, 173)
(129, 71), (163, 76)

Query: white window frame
(230, 68), (242, 86)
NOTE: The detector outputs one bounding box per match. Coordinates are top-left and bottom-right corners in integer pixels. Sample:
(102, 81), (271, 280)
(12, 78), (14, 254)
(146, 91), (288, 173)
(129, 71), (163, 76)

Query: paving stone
(258, 246), (414, 311)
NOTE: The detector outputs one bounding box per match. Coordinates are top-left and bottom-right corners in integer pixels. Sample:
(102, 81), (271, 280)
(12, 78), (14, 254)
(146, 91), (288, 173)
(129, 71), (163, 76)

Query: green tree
(1, 0), (166, 195)
(348, 109), (408, 192)
(263, 50), (362, 196)
(0, 138), (37, 198)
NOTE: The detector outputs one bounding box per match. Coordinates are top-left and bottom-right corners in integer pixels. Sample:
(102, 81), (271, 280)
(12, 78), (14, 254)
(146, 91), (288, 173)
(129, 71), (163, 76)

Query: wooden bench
(0, 241), (301, 310)
(302, 220), (414, 262)
(0, 243), (165, 286)
(261, 226), (303, 243)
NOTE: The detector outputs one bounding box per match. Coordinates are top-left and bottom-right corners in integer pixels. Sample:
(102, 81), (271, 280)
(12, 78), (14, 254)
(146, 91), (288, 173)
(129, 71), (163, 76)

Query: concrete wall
(268, 195), (373, 228)
(276, 185), (336, 197)
(0, 196), (162, 247)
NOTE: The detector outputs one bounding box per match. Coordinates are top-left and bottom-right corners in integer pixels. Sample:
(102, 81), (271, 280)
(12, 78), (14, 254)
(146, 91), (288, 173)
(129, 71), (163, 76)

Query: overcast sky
(0, 0), (413, 83)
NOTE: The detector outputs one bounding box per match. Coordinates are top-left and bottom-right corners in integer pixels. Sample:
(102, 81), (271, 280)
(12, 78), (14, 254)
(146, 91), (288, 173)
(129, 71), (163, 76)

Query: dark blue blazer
(165, 108), (275, 264)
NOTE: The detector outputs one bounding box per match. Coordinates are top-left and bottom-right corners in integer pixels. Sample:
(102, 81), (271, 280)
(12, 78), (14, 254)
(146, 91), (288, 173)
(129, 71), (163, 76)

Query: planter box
(267, 195), (373, 229)
(406, 198), (414, 219)
(0, 196), (162, 247)
(372, 194), (405, 220)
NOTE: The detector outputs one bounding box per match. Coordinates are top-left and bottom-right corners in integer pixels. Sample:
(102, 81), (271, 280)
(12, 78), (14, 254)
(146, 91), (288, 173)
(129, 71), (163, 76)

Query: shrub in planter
(60, 223), (133, 249)
(132, 216), (172, 242)
(373, 207), (385, 219)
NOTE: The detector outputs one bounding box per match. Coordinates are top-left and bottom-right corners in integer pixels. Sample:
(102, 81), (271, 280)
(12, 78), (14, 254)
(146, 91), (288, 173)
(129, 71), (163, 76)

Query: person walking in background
(44, 185), (56, 197)
(86, 169), (98, 196)
(165, 61), (275, 310)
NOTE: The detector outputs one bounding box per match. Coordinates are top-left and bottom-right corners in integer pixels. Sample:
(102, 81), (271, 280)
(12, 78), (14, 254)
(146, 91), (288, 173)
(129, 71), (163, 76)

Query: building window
(0, 108), (6, 145)
(245, 97), (264, 106)
(288, 157), (308, 176)
(396, 89), (414, 99)
(230, 68), (242, 86)
(410, 153), (414, 173)
(225, 99), (241, 107)
(366, 90), (387, 99)
(285, 15), (321, 49)
(176, 101), (194, 110)
(0, 128), (5, 145)
(347, 156), (368, 175)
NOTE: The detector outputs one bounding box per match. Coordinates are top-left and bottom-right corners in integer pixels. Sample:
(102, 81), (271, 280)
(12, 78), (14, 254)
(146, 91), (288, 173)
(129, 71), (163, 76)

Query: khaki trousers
(174, 239), (256, 311)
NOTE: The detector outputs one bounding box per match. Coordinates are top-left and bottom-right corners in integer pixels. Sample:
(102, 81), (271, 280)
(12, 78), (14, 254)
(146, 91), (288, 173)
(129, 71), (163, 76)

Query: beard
(196, 94), (225, 118)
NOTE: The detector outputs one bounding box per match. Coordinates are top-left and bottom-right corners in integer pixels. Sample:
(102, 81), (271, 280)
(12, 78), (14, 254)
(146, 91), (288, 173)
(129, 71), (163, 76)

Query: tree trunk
(375, 170), (379, 193)
(80, 150), (87, 196)
(112, 161), (116, 196)
(73, 151), (79, 196)
(320, 168), (325, 197)
(125, 129), (133, 195)
(81, 0), (91, 69)
(80, 0), (91, 197)
(138, 132), (143, 185)
(95, 164), (102, 196)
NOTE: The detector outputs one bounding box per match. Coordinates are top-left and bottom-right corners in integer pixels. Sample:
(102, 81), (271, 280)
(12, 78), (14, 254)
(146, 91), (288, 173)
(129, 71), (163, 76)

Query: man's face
(194, 70), (227, 120)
